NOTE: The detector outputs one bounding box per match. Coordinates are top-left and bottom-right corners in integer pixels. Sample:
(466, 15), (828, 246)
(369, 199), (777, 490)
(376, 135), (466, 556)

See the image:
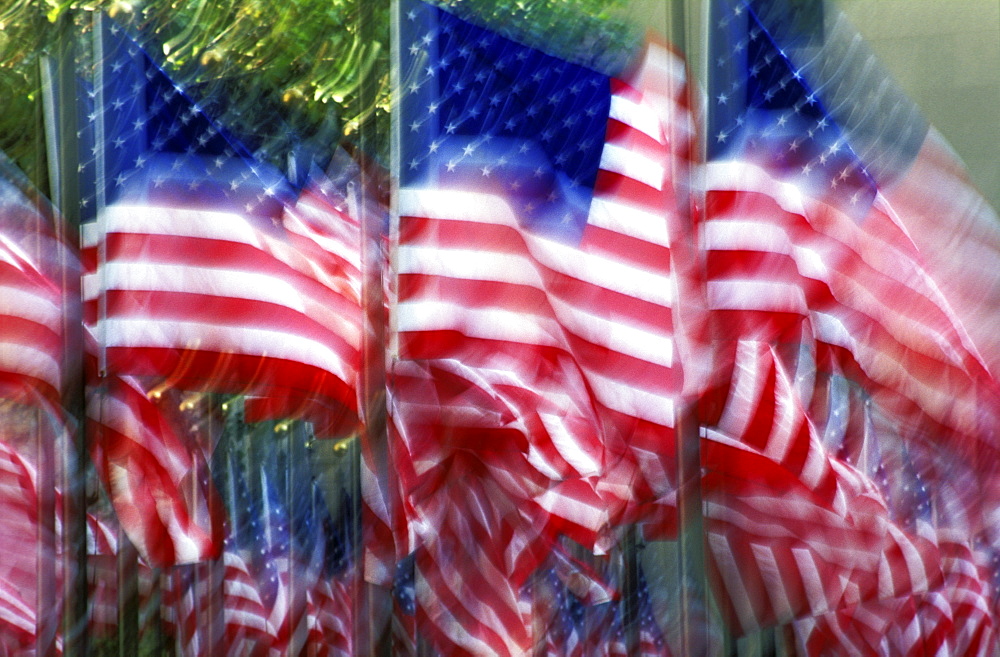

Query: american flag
(160, 417), (277, 655)
(0, 155), (72, 653)
(703, 0), (1000, 644)
(391, 0), (693, 652)
(0, 153), (71, 413)
(86, 371), (224, 567)
(700, 340), (948, 634)
(0, 436), (54, 652)
(78, 16), (362, 435)
(76, 16), (366, 567)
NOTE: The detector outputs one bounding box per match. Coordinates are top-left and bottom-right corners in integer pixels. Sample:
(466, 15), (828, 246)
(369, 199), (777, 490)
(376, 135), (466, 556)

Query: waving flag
(702, 0), (1000, 643)
(392, 0), (693, 651)
(79, 17), (362, 435)
(0, 154), (71, 412)
(74, 16), (366, 566)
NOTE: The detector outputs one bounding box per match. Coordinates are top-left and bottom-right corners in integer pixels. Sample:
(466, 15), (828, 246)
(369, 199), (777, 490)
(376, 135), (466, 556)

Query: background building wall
(811, 1), (1000, 211)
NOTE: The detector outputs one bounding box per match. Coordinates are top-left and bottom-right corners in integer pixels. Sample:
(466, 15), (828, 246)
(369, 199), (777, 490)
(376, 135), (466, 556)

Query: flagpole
(672, 1), (712, 655)
(41, 9), (89, 655)
(352, 0), (393, 631)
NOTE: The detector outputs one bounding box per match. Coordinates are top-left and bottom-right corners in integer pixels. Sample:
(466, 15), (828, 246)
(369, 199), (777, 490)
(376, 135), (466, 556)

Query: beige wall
(838, 0), (1000, 209)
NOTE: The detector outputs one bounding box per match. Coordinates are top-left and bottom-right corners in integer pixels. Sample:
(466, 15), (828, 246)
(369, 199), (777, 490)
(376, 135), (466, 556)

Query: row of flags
(3, 0), (1000, 654)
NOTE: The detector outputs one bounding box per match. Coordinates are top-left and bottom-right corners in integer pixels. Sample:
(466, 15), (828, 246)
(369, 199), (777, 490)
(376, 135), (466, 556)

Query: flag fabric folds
(391, 0), (694, 652)
(9, 0), (1000, 653)
(702, 0), (1000, 648)
(75, 17), (366, 567)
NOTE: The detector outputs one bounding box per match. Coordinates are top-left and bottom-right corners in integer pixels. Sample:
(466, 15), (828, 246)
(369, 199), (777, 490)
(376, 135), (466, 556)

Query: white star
(428, 140), (441, 154)
(481, 165), (491, 177)
(462, 143), (476, 156)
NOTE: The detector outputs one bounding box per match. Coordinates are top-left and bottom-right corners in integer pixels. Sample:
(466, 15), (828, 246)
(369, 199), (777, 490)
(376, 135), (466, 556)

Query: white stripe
(599, 142), (664, 191)
(534, 488), (606, 533)
(100, 262), (308, 312)
(791, 546), (829, 615)
(751, 543), (794, 622)
(100, 318), (357, 384)
(708, 532), (758, 632)
(395, 299), (562, 347)
(588, 196), (670, 245)
(549, 295), (674, 367)
(530, 232), (673, 305)
(396, 244), (543, 287)
(886, 523), (929, 593)
(101, 204), (268, 246)
(586, 370), (675, 426)
(708, 279), (807, 313)
(0, 286), (61, 330)
(538, 411), (601, 476)
(397, 227), (674, 308)
(608, 94), (664, 144)
(717, 341), (765, 435)
(0, 344), (61, 389)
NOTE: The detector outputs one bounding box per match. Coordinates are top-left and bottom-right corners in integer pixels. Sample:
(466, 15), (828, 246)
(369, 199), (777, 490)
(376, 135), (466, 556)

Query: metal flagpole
(41, 8), (89, 655)
(673, 1), (712, 655)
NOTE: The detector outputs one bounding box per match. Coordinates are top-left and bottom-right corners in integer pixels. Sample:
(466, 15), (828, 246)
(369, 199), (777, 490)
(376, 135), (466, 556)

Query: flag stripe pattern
(392, 1), (693, 652)
(700, 0), (1000, 644)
